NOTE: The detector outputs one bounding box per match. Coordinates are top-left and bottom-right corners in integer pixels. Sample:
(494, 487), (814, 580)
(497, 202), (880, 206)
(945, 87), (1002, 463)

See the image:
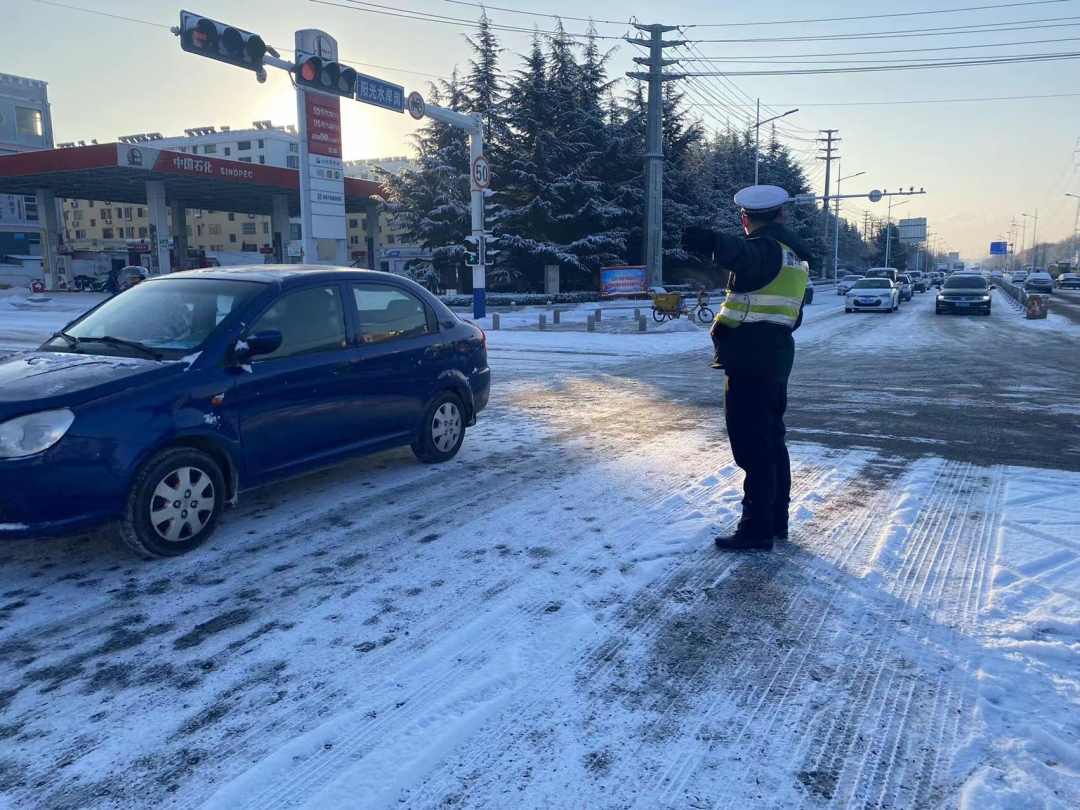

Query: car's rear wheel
(119, 447), (225, 558)
(412, 391), (466, 464)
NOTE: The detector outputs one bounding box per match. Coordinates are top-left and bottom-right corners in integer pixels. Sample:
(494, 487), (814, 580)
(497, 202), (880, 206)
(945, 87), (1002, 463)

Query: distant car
(906, 270), (927, 293)
(896, 274), (914, 302)
(927, 272), (944, 288)
(803, 285), (815, 305)
(1010, 271), (1028, 285)
(989, 270), (1005, 283)
(1054, 272), (1080, 289)
(864, 268), (899, 284)
(936, 274), (993, 316)
(0, 266), (490, 557)
(846, 278), (900, 313)
(1025, 271), (1055, 294)
(837, 274), (863, 295)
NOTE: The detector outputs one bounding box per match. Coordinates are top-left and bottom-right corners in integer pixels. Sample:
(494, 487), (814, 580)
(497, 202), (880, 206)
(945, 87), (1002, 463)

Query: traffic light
(295, 53), (358, 98)
(483, 232), (500, 266)
(464, 235), (481, 267)
(177, 12), (267, 73)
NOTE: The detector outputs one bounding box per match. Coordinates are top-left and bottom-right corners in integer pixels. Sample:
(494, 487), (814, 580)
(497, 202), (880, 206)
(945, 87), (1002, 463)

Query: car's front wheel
(120, 447), (225, 558)
(412, 391), (466, 464)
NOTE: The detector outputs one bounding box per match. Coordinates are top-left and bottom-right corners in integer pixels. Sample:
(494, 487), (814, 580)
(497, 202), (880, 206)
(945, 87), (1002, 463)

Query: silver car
(837, 274), (863, 295)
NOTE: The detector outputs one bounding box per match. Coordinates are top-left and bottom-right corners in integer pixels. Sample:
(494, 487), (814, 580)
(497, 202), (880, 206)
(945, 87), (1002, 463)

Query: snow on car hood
(0, 351), (185, 420)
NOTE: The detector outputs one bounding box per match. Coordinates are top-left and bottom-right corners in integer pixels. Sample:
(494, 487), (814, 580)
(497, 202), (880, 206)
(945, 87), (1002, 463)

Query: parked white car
(846, 278), (900, 313)
(837, 274), (863, 295)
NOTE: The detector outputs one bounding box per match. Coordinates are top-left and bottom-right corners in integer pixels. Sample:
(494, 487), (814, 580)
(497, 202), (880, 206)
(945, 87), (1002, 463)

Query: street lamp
(883, 198), (909, 268)
(1023, 210), (1039, 270)
(754, 99), (799, 185)
(833, 167), (865, 286)
(1066, 193), (1080, 267)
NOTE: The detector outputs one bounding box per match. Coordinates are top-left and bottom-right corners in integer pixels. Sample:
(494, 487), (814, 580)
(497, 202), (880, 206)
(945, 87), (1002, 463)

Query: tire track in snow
(402, 453), (862, 809)
(196, 415), (757, 810)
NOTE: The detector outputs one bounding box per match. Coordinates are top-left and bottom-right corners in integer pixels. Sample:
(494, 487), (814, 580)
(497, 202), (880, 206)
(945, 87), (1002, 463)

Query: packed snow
(0, 284), (1077, 809)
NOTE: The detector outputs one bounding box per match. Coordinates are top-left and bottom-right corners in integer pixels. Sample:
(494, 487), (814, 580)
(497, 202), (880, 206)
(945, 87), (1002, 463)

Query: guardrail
(998, 279), (1028, 307)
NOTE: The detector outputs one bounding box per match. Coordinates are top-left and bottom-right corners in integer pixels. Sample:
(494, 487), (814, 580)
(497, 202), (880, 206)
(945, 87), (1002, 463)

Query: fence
(997, 278), (1028, 308)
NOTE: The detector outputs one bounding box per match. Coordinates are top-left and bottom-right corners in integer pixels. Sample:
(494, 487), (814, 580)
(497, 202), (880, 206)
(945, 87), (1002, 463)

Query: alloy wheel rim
(431, 402), (462, 453)
(150, 466), (216, 542)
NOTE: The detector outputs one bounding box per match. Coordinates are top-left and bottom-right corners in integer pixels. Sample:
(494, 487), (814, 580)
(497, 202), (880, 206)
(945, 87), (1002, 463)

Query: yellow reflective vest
(715, 241), (809, 329)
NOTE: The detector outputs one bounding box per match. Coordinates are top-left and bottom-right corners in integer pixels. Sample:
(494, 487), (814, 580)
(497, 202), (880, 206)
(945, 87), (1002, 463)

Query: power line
(688, 35), (1080, 60)
(681, 49), (1080, 65)
(694, 15), (1080, 43)
(30, 0), (448, 80)
(442, 0), (629, 26)
(676, 41), (817, 136)
(679, 51), (1080, 76)
(311, 0), (623, 38)
(688, 91), (1080, 107)
(691, 0), (1074, 27)
(31, 0), (170, 28)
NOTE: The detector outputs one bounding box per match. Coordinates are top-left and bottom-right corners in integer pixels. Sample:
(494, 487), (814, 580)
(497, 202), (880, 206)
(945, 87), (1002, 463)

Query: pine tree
(379, 74), (471, 290)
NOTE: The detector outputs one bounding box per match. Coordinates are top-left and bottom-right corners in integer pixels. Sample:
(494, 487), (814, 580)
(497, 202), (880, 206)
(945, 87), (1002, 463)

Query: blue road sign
(990, 241), (1008, 255)
(355, 73), (405, 113)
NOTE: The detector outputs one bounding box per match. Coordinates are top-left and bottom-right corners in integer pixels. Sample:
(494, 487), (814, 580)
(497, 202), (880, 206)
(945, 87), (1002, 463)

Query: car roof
(146, 265), (414, 287)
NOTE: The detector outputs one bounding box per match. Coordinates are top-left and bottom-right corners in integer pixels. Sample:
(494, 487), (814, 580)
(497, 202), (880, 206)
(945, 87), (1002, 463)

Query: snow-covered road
(1, 287), (1078, 809)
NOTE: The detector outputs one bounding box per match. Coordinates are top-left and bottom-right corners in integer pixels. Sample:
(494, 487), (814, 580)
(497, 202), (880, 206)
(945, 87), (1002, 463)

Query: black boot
(714, 529), (774, 552)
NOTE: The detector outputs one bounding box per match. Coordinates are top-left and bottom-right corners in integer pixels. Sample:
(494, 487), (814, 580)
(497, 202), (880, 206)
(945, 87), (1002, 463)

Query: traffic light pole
(419, 102), (487, 320)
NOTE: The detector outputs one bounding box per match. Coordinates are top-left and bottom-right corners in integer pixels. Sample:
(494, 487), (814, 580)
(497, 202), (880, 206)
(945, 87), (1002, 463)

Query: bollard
(553, 309), (561, 324)
(539, 314), (547, 331)
(492, 313), (500, 330)
(594, 308), (602, 323)
(587, 314), (595, 332)
(634, 308), (640, 320)
(639, 315), (647, 332)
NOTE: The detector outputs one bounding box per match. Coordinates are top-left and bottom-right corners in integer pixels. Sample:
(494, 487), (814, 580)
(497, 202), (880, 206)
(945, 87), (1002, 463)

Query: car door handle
(424, 346), (441, 360)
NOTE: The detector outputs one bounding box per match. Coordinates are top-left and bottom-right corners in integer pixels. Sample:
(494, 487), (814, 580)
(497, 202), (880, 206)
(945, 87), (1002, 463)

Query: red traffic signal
(178, 11), (267, 73)
(295, 53), (357, 98)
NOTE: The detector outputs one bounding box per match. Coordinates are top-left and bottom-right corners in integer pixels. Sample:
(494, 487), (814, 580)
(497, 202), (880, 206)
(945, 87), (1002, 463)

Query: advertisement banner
(0, 194), (31, 226)
(600, 266), (649, 297)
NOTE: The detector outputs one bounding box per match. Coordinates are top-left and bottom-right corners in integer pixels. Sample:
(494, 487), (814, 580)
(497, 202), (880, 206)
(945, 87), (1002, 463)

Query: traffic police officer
(682, 185), (813, 552)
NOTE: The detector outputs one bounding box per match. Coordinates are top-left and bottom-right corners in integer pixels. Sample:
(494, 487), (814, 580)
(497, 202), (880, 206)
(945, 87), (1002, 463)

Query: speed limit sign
(472, 155), (491, 190)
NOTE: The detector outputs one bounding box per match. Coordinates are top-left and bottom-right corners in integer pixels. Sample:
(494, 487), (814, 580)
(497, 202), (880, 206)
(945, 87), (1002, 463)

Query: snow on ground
(0, 288), (106, 353)
(0, 285), (1078, 809)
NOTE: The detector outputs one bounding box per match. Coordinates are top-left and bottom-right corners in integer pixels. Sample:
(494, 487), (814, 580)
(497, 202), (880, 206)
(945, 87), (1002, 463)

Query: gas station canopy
(0, 142), (382, 215)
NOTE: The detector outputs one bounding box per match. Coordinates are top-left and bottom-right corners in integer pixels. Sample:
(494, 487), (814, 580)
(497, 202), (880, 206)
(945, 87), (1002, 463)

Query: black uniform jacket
(709, 223), (816, 381)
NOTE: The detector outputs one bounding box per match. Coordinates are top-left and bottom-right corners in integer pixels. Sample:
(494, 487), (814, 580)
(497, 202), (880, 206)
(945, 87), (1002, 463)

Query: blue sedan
(0, 267), (490, 557)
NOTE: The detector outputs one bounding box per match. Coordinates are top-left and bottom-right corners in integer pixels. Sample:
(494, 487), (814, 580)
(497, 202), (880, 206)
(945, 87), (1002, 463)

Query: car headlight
(0, 409), (75, 459)
(981, 295), (991, 301)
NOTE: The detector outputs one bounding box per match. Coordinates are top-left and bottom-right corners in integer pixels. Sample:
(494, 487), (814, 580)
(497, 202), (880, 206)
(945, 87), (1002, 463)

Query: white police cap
(733, 184), (790, 214)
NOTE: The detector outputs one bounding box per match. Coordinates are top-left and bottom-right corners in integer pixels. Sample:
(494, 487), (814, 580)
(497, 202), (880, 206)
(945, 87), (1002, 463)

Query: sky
(13, 0), (1080, 258)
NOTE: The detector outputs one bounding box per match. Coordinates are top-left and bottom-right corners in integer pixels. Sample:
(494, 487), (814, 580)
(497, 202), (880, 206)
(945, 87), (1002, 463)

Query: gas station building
(0, 141), (384, 288)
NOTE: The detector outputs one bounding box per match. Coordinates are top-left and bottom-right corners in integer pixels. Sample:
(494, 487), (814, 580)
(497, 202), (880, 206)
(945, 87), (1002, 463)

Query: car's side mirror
(238, 329), (282, 361)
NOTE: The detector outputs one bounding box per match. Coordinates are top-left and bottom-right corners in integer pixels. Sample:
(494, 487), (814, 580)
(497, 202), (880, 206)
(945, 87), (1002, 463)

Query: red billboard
(306, 97), (343, 158)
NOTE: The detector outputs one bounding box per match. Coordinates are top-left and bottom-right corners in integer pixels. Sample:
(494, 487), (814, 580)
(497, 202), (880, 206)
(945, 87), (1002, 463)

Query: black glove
(681, 225), (716, 257)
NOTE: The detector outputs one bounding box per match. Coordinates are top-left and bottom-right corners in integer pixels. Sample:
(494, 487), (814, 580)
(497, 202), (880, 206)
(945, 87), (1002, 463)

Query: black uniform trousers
(723, 372), (791, 539)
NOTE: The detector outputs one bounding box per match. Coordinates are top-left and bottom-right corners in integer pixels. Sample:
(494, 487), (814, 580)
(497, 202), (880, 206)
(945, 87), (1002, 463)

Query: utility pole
(626, 24), (684, 288)
(1067, 194), (1080, 267)
(817, 129), (840, 242)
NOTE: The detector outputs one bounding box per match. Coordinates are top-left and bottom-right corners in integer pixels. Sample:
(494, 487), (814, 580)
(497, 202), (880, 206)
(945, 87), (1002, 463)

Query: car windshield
(47, 277), (265, 358)
(842, 275), (861, 281)
(943, 277), (988, 290)
(898, 277), (911, 283)
(853, 279), (889, 289)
